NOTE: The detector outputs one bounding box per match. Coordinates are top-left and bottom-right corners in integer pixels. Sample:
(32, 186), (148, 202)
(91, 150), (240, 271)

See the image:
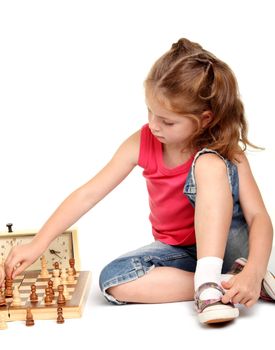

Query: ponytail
(145, 38), (261, 160)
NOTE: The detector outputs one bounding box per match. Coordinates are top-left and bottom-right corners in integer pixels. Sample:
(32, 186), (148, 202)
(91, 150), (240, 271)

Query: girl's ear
(201, 110), (213, 128)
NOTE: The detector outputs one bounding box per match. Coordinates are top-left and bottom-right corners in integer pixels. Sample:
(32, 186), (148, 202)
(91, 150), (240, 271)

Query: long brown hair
(145, 38), (260, 161)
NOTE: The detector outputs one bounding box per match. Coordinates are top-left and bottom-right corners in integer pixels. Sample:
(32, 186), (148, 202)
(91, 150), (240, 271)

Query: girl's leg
(107, 267), (194, 303)
(190, 153), (241, 323)
(193, 153), (233, 300)
(99, 241), (197, 304)
(194, 154), (233, 260)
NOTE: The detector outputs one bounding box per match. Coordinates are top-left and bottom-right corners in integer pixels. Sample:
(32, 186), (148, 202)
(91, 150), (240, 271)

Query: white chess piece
(52, 269), (61, 289)
(63, 284), (69, 300)
(40, 255), (50, 278)
(67, 267), (75, 284)
(61, 268), (68, 285)
(11, 285), (21, 306)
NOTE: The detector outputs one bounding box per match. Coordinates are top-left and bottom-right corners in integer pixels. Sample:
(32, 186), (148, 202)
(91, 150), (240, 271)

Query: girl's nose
(149, 114), (160, 133)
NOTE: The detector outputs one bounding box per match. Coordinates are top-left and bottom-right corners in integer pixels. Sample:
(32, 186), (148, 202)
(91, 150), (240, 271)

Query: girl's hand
(4, 241), (44, 279)
(221, 269), (262, 307)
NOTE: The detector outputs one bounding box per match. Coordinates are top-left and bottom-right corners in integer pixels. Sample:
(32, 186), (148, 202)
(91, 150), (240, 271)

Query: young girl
(2, 38), (274, 324)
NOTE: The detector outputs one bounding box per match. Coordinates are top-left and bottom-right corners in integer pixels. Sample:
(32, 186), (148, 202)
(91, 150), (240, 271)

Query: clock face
(46, 232), (74, 268)
(0, 230), (78, 271)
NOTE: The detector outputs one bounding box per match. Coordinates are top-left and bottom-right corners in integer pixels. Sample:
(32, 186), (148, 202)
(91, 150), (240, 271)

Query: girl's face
(146, 95), (197, 148)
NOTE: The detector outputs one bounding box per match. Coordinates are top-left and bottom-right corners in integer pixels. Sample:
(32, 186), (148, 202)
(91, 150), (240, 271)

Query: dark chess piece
(57, 285), (66, 305)
(26, 308), (34, 326)
(57, 307), (64, 324)
(5, 277), (13, 298)
(48, 280), (54, 299)
(44, 287), (52, 305)
(69, 258), (76, 275)
(30, 284), (38, 303)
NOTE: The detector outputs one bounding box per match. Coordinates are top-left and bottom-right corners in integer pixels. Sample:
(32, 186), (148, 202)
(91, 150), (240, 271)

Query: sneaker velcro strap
(194, 282), (226, 312)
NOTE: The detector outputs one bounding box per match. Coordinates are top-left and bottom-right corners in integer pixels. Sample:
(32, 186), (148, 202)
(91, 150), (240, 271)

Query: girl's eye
(163, 120), (174, 126)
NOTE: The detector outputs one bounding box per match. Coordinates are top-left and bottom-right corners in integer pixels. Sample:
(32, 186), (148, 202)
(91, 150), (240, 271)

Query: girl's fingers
(222, 288), (237, 304)
(231, 292), (243, 305)
(5, 256), (22, 279)
(11, 261), (30, 279)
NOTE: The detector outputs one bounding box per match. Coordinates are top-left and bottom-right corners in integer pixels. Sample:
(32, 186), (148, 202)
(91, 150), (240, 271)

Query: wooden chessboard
(0, 270), (91, 322)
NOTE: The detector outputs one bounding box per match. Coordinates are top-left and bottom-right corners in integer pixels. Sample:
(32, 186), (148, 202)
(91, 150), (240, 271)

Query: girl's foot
(195, 282), (239, 324)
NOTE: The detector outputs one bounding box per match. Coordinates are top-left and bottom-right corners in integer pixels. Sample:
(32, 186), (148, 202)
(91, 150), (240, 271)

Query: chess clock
(0, 224), (80, 271)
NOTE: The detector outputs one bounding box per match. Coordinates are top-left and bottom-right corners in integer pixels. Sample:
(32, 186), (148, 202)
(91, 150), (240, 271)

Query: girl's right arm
(3, 130), (141, 281)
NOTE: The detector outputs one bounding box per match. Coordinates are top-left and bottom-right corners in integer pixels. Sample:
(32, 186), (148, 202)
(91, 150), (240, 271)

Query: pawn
(26, 308), (34, 326)
(44, 287), (52, 305)
(0, 313), (8, 330)
(67, 267), (74, 284)
(57, 285), (66, 306)
(69, 258), (76, 275)
(60, 268), (67, 285)
(29, 285), (38, 303)
(63, 284), (69, 300)
(57, 306), (64, 324)
(11, 285), (21, 306)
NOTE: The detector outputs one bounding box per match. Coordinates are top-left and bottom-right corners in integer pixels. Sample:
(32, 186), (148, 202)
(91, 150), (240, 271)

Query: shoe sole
(198, 304), (239, 324)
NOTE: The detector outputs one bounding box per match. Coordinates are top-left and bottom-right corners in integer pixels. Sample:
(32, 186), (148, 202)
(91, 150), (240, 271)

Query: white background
(0, 0), (274, 347)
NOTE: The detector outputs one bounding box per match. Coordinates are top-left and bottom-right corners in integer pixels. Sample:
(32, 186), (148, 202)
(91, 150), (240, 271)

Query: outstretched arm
(222, 153), (273, 307)
(3, 130), (141, 280)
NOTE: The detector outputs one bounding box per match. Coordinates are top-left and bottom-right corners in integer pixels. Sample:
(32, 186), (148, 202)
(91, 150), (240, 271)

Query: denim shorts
(99, 148), (249, 304)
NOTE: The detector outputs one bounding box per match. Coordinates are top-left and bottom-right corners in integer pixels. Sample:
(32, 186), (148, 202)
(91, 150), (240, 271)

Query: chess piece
(0, 313), (8, 330)
(69, 258), (76, 275)
(60, 268), (67, 285)
(48, 280), (55, 299)
(40, 255), (50, 278)
(11, 285), (21, 306)
(57, 307), (64, 324)
(57, 285), (66, 305)
(67, 267), (75, 284)
(63, 284), (69, 300)
(30, 284), (38, 303)
(0, 288), (6, 306)
(26, 308), (34, 326)
(5, 277), (13, 298)
(53, 268), (61, 289)
(44, 287), (52, 305)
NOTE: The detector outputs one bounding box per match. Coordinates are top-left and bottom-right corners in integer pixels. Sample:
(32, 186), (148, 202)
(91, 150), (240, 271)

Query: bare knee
(107, 284), (129, 302)
(106, 268), (195, 303)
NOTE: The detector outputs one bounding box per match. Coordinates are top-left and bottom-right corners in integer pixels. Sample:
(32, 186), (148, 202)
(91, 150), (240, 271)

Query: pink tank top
(138, 124), (196, 246)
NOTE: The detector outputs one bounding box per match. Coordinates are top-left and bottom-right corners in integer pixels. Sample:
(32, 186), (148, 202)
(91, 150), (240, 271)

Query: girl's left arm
(238, 153), (273, 275)
(222, 153), (273, 306)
